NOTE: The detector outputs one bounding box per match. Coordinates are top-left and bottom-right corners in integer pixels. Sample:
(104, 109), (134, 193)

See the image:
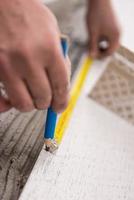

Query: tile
(89, 47), (134, 125)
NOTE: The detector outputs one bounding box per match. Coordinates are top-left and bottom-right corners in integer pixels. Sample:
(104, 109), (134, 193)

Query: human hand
(0, 0), (70, 113)
(86, 0), (121, 58)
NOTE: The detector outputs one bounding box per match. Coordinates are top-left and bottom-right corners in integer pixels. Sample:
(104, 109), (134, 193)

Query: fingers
(4, 79), (34, 112)
(100, 32), (120, 58)
(46, 47), (71, 113)
(86, 0), (121, 59)
(25, 66), (52, 110)
(25, 47), (71, 112)
(0, 56), (34, 112)
(89, 31), (120, 59)
(0, 44), (71, 113)
(0, 1), (71, 113)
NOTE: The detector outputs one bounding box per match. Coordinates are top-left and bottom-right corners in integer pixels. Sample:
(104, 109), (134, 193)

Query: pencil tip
(45, 146), (50, 151)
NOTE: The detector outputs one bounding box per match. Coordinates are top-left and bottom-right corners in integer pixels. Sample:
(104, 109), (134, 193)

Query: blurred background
(43, 0), (134, 52)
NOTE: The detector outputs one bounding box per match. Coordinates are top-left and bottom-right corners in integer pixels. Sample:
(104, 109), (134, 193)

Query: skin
(0, 0), (120, 113)
(86, 0), (121, 58)
(0, 0), (70, 113)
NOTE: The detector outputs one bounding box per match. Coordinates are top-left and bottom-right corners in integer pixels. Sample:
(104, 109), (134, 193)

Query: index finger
(46, 45), (71, 113)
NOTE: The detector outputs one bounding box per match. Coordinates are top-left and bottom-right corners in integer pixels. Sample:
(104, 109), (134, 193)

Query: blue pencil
(44, 37), (68, 151)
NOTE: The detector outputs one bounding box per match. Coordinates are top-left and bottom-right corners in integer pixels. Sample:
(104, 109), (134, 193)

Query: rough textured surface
(0, 109), (45, 200)
(0, 1), (87, 199)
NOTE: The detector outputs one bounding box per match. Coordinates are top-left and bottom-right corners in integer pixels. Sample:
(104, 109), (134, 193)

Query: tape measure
(54, 56), (93, 145)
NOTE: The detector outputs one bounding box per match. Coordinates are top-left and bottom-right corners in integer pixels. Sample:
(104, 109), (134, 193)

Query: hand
(86, 0), (121, 58)
(0, 0), (70, 113)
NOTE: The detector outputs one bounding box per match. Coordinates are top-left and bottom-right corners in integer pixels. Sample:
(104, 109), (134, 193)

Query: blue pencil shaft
(44, 38), (68, 139)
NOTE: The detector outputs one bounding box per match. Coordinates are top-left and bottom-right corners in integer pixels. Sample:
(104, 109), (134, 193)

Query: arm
(86, 0), (121, 58)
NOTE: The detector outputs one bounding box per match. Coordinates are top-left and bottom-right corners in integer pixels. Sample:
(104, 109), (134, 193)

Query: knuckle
(18, 43), (31, 56)
(12, 42), (32, 59)
(45, 41), (58, 58)
(44, 38), (60, 60)
(13, 99), (34, 112)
